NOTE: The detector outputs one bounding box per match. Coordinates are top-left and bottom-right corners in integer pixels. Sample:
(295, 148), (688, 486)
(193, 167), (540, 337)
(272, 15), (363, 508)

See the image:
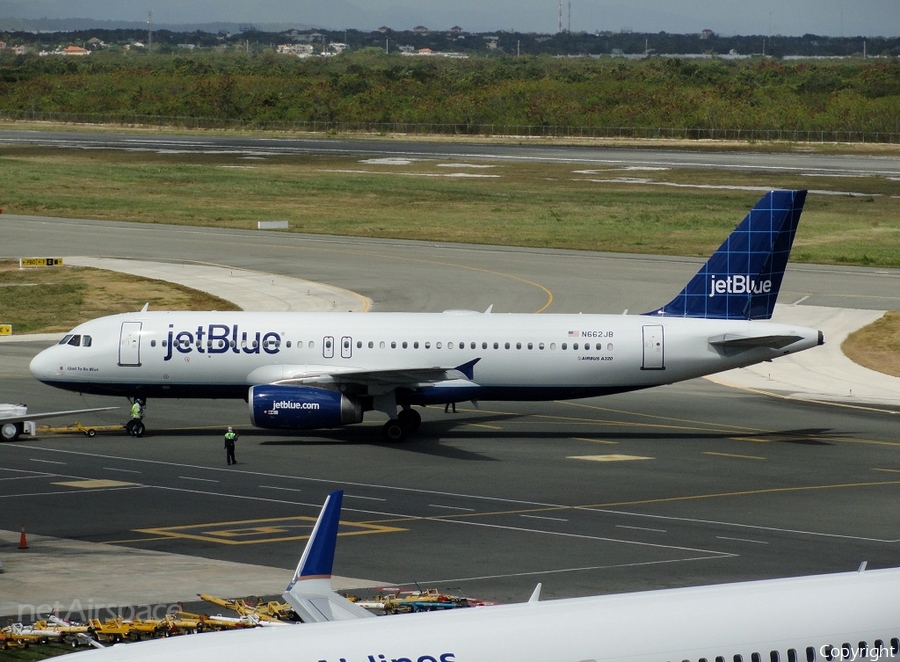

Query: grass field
(0, 262), (238, 333)
(1, 146), (898, 267)
(0, 138), (897, 377)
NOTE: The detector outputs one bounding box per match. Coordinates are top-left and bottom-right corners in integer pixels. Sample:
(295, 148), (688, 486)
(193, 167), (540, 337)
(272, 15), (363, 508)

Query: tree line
(0, 52), (897, 137)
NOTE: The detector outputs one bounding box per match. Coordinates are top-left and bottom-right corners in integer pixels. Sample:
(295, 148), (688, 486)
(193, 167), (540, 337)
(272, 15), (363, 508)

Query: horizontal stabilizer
(282, 490), (374, 623)
(708, 334), (804, 349)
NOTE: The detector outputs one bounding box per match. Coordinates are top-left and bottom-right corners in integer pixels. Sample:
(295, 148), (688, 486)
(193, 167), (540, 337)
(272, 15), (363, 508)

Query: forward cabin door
(118, 322), (142, 367)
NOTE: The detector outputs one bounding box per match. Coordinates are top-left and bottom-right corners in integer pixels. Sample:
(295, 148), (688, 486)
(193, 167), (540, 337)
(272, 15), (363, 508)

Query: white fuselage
(65, 567), (900, 662)
(29, 310), (821, 405)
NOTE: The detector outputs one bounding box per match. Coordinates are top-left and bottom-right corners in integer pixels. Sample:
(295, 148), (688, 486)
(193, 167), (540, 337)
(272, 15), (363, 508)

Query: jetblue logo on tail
(709, 275), (772, 297)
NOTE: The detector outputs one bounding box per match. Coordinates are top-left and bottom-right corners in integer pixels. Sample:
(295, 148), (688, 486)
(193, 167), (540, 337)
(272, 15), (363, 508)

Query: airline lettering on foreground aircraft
(30, 190), (823, 441)
(63, 490), (900, 662)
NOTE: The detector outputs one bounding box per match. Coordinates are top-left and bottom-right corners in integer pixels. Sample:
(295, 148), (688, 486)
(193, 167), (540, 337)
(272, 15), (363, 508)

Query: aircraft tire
(87, 428), (96, 438)
(1, 422), (21, 442)
(397, 408), (421, 432)
(130, 421), (145, 438)
(382, 419), (407, 443)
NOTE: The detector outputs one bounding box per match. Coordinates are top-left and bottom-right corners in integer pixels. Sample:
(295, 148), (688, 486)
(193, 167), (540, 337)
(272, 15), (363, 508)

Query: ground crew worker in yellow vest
(224, 426), (238, 465)
(126, 398), (146, 437)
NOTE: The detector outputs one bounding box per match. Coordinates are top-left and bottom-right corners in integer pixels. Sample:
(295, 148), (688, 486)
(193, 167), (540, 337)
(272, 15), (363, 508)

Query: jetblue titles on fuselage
(163, 323), (282, 361)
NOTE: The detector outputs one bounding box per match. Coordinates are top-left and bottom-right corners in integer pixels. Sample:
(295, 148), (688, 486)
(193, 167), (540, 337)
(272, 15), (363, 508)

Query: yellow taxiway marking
(568, 454), (653, 462)
(704, 452), (766, 461)
(573, 437), (618, 445)
(52, 479), (139, 488)
(135, 515), (406, 545)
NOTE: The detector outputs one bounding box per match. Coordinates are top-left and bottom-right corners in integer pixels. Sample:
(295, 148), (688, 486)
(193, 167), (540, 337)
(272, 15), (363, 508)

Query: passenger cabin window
(771, 651), (780, 662)
(788, 649), (797, 662)
(806, 646), (816, 662)
(752, 653), (761, 662)
(734, 655), (743, 662)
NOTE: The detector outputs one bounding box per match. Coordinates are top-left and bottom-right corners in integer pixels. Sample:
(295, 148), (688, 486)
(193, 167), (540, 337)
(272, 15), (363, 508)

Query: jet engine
(249, 385), (363, 430)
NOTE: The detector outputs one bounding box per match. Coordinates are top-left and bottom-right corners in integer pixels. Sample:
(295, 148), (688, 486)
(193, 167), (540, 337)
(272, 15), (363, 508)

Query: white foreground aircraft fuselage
(29, 190), (824, 440)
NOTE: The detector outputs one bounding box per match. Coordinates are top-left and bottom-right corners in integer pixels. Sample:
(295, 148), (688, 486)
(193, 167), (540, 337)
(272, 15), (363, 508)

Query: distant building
(701, 29), (715, 39)
(277, 43), (315, 57)
(412, 25), (430, 34)
(449, 26), (464, 35)
(61, 45), (90, 56)
(376, 26), (392, 34)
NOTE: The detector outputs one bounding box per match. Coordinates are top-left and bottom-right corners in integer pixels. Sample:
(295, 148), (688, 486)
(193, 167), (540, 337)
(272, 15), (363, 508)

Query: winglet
(644, 190), (807, 320)
(454, 358), (481, 381)
(282, 490), (374, 622)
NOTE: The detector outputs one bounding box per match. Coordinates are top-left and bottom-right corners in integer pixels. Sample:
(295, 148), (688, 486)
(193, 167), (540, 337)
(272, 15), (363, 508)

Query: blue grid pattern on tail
(647, 190), (806, 320)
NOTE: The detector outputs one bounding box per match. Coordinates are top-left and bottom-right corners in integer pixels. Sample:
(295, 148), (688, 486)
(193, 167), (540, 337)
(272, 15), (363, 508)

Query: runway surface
(1, 134), (899, 620)
(2, 129), (899, 177)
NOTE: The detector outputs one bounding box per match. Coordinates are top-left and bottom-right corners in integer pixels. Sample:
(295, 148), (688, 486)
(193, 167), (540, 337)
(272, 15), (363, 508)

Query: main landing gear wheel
(397, 408), (421, 432)
(125, 420), (145, 438)
(382, 419), (407, 443)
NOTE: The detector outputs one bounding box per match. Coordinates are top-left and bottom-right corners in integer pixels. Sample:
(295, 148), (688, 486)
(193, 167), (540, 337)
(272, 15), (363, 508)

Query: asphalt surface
(1, 136), (900, 624)
(1, 130), (899, 177)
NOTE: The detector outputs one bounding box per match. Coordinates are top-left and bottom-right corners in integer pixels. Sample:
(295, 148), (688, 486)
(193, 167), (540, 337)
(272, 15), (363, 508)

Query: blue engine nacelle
(249, 385), (364, 430)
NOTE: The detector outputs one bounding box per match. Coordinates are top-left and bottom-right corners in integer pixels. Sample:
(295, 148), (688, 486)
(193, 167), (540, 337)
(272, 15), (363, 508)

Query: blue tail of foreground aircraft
(646, 190), (807, 320)
(282, 490), (374, 623)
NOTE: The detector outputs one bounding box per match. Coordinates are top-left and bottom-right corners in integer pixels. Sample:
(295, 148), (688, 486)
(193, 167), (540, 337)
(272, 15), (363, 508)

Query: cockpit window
(58, 334), (91, 347)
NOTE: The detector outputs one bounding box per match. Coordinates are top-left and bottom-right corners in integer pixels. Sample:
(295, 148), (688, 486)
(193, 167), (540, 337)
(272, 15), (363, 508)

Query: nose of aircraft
(29, 345), (59, 382)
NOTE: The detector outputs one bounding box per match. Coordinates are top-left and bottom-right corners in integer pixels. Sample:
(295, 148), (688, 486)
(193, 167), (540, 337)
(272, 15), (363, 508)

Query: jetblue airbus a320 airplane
(29, 190), (823, 441)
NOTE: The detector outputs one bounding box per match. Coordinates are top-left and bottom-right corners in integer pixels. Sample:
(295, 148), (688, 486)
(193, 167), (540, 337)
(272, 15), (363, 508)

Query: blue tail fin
(282, 490), (374, 622)
(644, 190), (807, 320)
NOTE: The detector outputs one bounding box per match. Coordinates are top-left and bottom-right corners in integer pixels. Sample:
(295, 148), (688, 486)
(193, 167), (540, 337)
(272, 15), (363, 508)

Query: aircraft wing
(0, 406), (119, 424)
(250, 358), (481, 390)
